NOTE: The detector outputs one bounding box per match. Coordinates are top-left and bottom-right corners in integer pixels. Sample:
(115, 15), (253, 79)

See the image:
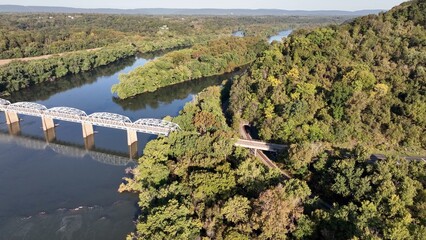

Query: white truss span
(0, 99), (10, 106)
(46, 107), (88, 123)
(0, 98), (180, 136)
(134, 118), (180, 131)
(88, 112), (132, 130)
(7, 102), (47, 117)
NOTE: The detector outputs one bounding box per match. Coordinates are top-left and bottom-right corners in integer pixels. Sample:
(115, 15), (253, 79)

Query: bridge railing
(45, 107), (87, 123)
(45, 112), (85, 123)
(0, 98), (181, 135)
(128, 123), (171, 135)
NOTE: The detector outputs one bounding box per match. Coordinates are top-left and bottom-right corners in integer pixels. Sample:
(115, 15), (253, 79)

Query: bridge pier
(82, 122), (94, 138)
(127, 129), (138, 146)
(7, 121), (21, 135)
(5, 111), (19, 125)
(41, 116), (55, 131)
(129, 142), (138, 159)
(84, 134), (95, 150)
(44, 128), (56, 143)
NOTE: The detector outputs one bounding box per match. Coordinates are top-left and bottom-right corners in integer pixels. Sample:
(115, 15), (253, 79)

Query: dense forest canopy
(229, 0), (426, 156)
(120, 86), (312, 239)
(0, 44), (137, 94)
(123, 1), (425, 239)
(0, 14), (347, 59)
(112, 36), (267, 98)
(0, 13), (346, 95)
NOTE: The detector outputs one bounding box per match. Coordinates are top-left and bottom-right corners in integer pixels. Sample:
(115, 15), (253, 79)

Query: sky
(0, 0), (408, 11)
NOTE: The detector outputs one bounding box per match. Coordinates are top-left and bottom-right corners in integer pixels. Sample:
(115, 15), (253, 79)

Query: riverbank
(112, 37), (266, 99)
(0, 44), (137, 96)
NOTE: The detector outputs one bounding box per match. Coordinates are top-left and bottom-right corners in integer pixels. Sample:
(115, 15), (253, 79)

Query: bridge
(235, 139), (287, 152)
(0, 98), (180, 152)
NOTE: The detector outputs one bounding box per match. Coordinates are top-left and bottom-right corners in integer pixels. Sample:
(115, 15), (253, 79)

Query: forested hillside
(230, 0), (425, 155)
(223, 1), (426, 238)
(120, 86), (313, 239)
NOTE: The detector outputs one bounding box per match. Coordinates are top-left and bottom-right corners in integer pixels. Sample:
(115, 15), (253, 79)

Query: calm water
(0, 53), (239, 240)
(232, 31), (245, 37)
(268, 29), (293, 43)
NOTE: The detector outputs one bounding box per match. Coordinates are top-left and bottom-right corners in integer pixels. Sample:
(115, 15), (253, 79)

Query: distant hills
(0, 5), (383, 16)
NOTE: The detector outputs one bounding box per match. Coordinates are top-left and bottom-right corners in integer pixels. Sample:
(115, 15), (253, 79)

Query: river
(268, 29), (293, 43)
(0, 52), (240, 240)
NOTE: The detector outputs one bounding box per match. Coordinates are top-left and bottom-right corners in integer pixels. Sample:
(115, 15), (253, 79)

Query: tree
(222, 196), (251, 223)
(252, 180), (311, 239)
(134, 199), (202, 240)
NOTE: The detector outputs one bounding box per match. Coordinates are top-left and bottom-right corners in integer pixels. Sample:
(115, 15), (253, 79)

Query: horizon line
(0, 4), (386, 12)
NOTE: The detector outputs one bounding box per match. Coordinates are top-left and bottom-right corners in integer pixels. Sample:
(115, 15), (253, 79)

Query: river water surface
(0, 53), (238, 240)
(268, 29), (293, 43)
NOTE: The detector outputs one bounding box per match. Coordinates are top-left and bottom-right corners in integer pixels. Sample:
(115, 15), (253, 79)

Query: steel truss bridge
(0, 98), (180, 136)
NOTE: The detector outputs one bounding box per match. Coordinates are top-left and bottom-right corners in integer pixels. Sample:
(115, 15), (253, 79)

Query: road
(0, 48), (101, 66)
(238, 122), (291, 178)
(237, 122), (330, 208)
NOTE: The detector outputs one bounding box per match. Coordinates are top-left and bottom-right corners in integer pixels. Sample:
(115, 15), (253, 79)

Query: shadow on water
(113, 67), (247, 111)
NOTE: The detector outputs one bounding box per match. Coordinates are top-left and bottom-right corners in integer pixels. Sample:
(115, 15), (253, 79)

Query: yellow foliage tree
(286, 67), (300, 80)
(267, 75), (281, 87)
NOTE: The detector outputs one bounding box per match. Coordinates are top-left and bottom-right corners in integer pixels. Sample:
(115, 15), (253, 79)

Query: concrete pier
(82, 122), (94, 138)
(7, 121), (21, 135)
(5, 111), (19, 125)
(127, 129), (138, 146)
(41, 116), (55, 131)
(44, 128), (56, 143)
(129, 142), (138, 159)
(84, 134), (95, 150)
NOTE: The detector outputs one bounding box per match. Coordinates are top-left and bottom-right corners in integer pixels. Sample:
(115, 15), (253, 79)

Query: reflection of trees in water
(7, 48), (181, 103)
(113, 68), (246, 111)
(9, 56), (138, 102)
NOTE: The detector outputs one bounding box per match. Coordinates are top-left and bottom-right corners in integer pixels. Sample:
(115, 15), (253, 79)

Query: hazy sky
(0, 0), (408, 11)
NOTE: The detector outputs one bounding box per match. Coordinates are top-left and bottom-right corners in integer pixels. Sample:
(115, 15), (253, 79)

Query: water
(0, 53), (239, 240)
(232, 31), (245, 37)
(268, 29), (293, 43)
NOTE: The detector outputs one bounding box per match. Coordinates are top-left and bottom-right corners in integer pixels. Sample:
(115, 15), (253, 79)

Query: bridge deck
(235, 139), (287, 151)
(0, 99), (179, 136)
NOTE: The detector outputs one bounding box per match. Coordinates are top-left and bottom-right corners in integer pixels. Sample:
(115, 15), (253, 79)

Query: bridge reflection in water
(0, 124), (135, 166)
(0, 98), (180, 158)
